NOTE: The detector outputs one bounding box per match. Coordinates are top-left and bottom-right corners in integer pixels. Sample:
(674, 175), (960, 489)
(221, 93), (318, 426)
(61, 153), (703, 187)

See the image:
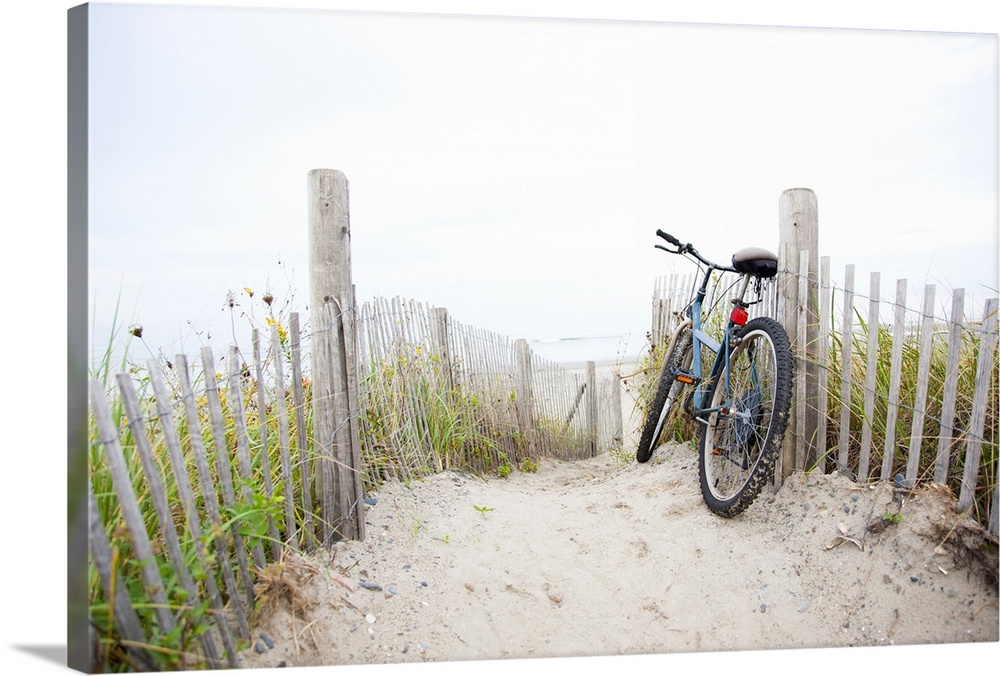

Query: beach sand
(240, 438), (999, 671)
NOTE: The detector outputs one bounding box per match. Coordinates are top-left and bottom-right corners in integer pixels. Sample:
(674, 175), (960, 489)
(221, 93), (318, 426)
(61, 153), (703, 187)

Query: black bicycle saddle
(731, 247), (778, 278)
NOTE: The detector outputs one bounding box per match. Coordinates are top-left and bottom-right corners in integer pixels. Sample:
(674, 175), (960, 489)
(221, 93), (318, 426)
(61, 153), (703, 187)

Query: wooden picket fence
(87, 300), (623, 670)
(650, 259), (999, 536)
(87, 168), (627, 671)
(357, 297), (620, 468)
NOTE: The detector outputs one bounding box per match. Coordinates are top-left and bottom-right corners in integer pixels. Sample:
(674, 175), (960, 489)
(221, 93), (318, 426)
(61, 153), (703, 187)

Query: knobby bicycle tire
(698, 317), (792, 516)
(636, 327), (693, 463)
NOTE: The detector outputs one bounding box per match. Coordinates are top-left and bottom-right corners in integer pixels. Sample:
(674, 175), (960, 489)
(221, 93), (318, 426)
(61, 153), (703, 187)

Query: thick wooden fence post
(309, 169), (365, 543)
(612, 374), (624, 451)
(778, 188), (819, 477)
(586, 361), (598, 456)
(514, 339), (535, 455)
(430, 307), (455, 392)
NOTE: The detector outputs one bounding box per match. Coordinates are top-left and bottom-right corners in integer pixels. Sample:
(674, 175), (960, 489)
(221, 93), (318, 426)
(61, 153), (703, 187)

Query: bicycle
(637, 229), (793, 517)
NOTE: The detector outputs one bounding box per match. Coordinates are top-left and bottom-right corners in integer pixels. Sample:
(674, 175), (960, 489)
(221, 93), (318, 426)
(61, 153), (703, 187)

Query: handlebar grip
(656, 229), (682, 248)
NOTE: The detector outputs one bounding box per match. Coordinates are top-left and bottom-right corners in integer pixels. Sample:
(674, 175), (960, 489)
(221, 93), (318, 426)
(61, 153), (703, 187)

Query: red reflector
(731, 307), (748, 326)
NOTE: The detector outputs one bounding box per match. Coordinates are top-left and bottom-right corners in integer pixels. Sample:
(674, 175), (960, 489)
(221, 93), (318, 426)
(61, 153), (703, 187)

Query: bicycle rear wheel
(698, 317), (792, 516)
(636, 326), (693, 463)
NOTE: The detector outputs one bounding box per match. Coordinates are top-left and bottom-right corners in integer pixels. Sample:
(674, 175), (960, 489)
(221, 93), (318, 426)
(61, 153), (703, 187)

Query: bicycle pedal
(674, 370), (698, 384)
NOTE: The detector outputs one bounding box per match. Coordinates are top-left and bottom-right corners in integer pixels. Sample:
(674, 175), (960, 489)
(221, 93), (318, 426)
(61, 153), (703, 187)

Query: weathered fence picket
(882, 279), (908, 482)
(200, 346), (256, 607)
(837, 264), (856, 472)
(289, 313), (316, 550)
(226, 346), (268, 570)
(89, 380), (177, 645)
(906, 285), (937, 484)
(859, 272), (881, 481)
(815, 256), (831, 474)
(175, 353), (250, 640)
(117, 373), (219, 663)
(271, 323), (298, 549)
(934, 289), (966, 484)
(87, 486), (156, 672)
(957, 297), (999, 513)
(148, 362), (238, 666)
(252, 330), (281, 558)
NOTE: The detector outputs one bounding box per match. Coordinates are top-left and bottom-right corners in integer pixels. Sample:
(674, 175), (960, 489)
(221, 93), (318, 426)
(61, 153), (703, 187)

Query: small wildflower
(244, 287), (254, 298)
(266, 317), (288, 344)
(130, 325), (143, 338)
(263, 293), (274, 306)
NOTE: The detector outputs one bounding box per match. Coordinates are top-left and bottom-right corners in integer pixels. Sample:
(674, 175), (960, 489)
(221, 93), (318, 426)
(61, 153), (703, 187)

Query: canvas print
(71, 2), (999, 673)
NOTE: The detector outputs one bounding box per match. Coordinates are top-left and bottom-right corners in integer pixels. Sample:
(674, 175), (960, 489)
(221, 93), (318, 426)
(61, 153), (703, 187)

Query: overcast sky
(83, 2), (998, 369)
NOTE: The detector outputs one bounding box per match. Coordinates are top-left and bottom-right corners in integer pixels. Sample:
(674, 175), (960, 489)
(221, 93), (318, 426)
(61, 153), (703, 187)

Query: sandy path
(241, 442), (998, 671)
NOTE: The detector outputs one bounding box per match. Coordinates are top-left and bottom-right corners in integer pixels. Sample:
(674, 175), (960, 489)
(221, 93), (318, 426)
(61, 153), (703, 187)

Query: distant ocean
(528, 334), (646, 371)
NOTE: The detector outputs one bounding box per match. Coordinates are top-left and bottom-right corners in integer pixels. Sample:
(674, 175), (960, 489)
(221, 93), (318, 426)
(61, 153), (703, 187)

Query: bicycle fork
(694, 275), (763, 467)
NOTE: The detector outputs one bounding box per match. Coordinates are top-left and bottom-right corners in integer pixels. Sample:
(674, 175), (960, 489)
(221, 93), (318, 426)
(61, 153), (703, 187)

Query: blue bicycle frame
(669, 251), (758, 426)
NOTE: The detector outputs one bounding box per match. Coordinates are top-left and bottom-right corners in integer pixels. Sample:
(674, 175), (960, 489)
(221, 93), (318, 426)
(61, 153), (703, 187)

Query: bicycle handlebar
(656, 229), (682, 248)
(654, 229), (738, 273)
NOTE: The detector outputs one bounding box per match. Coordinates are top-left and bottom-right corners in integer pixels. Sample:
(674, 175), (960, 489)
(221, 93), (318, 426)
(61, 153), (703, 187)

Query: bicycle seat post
(733, 275), (752, 307)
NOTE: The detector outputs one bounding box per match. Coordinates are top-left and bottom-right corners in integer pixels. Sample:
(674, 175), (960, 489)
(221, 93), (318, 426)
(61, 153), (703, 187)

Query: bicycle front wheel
(698, 317), (792, 516)
(637, 326), (693, 463)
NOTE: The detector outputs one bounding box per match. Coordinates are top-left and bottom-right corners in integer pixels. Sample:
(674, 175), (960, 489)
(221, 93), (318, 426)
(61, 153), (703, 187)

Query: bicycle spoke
(699, 317), (792, 516)
(710, 341), (774, 494)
